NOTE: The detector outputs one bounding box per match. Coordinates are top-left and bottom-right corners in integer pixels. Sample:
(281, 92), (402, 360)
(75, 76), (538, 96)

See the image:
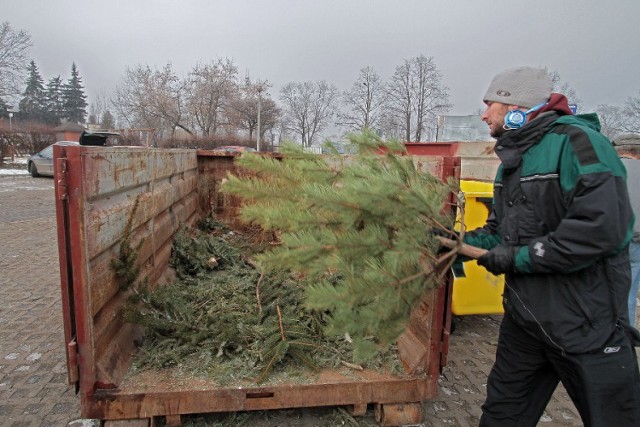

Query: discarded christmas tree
(222, 130), (457, 362)
(124, 221), (331, 383)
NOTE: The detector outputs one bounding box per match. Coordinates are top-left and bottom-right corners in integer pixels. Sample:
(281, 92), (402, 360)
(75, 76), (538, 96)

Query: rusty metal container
(53, 145), (460, 426)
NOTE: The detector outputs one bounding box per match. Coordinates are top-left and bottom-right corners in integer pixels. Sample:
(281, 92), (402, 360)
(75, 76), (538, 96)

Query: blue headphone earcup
(503, 102), (547, 130)
(504, 109), (527, 129)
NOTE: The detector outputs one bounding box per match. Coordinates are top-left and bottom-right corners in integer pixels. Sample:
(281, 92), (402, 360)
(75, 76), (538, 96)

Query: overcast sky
(4, 0), (640, 119)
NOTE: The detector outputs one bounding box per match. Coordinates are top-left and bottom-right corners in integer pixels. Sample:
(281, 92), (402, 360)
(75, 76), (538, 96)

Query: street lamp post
(8, 112), (13, 131)
(256, 85), (264, 152)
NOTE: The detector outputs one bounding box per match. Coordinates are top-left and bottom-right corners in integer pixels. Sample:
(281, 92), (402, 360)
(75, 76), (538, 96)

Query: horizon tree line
(110, 54), (453, 147)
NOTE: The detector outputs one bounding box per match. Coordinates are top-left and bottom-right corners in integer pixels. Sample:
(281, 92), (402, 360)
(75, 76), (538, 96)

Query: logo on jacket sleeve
(533, 242), (546, 257)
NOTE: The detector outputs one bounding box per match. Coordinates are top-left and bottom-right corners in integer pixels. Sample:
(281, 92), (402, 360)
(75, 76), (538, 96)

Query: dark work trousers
(479, 313), (640, 426)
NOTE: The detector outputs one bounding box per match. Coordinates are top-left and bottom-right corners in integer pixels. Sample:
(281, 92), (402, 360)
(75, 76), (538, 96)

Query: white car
(27, 141), (79, 177)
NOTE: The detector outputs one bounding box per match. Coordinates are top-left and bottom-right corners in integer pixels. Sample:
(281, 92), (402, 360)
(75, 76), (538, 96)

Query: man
(462, 66), (640, 426)
(615, 134), (640, 327)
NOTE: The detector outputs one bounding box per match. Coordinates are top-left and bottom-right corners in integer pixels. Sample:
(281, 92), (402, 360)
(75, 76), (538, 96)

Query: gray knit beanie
(483, 66), (553, 108)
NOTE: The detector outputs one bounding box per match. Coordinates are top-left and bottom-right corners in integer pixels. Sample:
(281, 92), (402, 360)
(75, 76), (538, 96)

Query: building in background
(436, 115), (492, 142)
(53, 122), (86, 142)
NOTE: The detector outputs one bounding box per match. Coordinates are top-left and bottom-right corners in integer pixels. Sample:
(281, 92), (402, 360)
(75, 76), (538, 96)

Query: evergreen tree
(101, 110), (115, 129)
(62, 62), (87, 123)
(18, 60), (46, 122)
(222, 130), (458, 361)
(44, 75), (64, 125)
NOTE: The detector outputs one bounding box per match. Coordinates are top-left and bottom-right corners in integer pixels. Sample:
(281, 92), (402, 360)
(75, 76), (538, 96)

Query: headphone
(504, 102), (546, 130)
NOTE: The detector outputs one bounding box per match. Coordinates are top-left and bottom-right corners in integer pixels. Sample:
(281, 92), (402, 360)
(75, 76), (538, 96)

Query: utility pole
(256, 84), (264, 152)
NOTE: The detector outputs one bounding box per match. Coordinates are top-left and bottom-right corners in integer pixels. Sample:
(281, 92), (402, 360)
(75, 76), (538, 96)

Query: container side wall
(56, 146), (199, 403)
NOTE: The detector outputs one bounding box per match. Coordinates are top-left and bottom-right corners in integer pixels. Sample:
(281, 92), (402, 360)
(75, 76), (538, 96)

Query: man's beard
(490, 124), (507, 139)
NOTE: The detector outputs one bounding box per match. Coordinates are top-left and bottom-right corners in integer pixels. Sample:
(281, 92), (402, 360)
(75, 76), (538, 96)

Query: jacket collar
(495, 112), (560, 169)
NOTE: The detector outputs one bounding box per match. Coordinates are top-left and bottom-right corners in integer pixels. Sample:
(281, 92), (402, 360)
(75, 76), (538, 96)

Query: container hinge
(67, 339), (79, 385)
(56, 158), (68, 201)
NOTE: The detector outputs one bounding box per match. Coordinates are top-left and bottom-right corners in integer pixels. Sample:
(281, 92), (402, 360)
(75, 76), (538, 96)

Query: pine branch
(222, 129), (458, 362)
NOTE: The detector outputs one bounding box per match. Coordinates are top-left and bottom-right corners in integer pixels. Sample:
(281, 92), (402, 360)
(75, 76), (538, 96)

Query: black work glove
(477, 244), (516, 275)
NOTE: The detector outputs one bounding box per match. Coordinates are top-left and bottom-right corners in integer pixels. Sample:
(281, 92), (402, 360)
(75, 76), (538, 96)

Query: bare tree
(377, 111), (405, 141)
(186, 59), (238, 137)
(595, 91), (640, 140)
(279, 80), (339, 147)
(88, 91), (110, 126)
(0, 22), (32, 104)
(384, 55), (451, 142)
(112, 63), (191, 138)
(338, 66), (386, 132)
(230, 78), (279, 142)
(546, 69), (583, 113)
(622, 91), (640, 133)
(595, 104), (626, 140)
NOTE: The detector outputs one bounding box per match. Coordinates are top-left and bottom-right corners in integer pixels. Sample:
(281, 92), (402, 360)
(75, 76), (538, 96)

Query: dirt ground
(3, 174), (634, 426)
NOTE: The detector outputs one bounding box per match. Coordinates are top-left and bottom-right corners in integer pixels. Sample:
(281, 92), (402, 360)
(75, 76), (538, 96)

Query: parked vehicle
(27, 141), (79, 177)
(79, 130), (126, 146)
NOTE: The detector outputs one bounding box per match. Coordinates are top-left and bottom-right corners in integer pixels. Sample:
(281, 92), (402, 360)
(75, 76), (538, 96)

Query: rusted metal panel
(56, 145), (97, 396)
(404, 142), (459, 156)
(437, 155), (461, 371)
(86, 173), (198, 259)
(54, 146), (200, 401)
(375, 401), (424, 426)
(81, 148), (196, 199)
(352, 403), (368, 416)
(88, 193), (196, 318)
(94, 323), (145, 389)
(404, 141), (499, 182)
(398, 155), (460, 380)
(397, 297), (435, 374)
(86, 375), (436, 420)
(54, 148), (78, 388)
(104, 419), (150, 427)
(196, 151), (245, 226)
(413, 156), (446, 179)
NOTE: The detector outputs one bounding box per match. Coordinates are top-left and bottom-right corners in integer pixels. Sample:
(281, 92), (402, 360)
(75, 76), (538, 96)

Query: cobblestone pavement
(0, 174), (635, 426)
(0, 176), (81, 427)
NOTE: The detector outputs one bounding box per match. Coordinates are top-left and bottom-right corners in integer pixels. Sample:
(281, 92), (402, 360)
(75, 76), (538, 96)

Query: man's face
(482, 101), (511, 139)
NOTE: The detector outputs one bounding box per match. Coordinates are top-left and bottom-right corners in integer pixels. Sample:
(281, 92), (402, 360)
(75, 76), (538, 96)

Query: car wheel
(29, 163), (40, 177)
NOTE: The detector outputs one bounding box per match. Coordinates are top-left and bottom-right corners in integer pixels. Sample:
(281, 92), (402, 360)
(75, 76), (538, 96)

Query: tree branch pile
(125, 220), (403, 384)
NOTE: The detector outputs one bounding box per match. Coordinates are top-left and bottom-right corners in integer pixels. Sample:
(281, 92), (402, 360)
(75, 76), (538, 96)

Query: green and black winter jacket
(464, 107), (637, 354)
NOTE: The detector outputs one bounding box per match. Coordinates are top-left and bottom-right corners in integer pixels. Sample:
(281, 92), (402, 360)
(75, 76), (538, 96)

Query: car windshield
(40, 146), (54, 158)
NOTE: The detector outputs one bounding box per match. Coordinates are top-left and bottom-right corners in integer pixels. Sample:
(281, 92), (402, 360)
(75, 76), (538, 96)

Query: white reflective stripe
(520, 173), (559, 182)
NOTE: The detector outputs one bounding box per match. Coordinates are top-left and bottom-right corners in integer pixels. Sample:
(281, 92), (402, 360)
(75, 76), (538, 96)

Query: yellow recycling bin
(451, 180), (505, 315)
